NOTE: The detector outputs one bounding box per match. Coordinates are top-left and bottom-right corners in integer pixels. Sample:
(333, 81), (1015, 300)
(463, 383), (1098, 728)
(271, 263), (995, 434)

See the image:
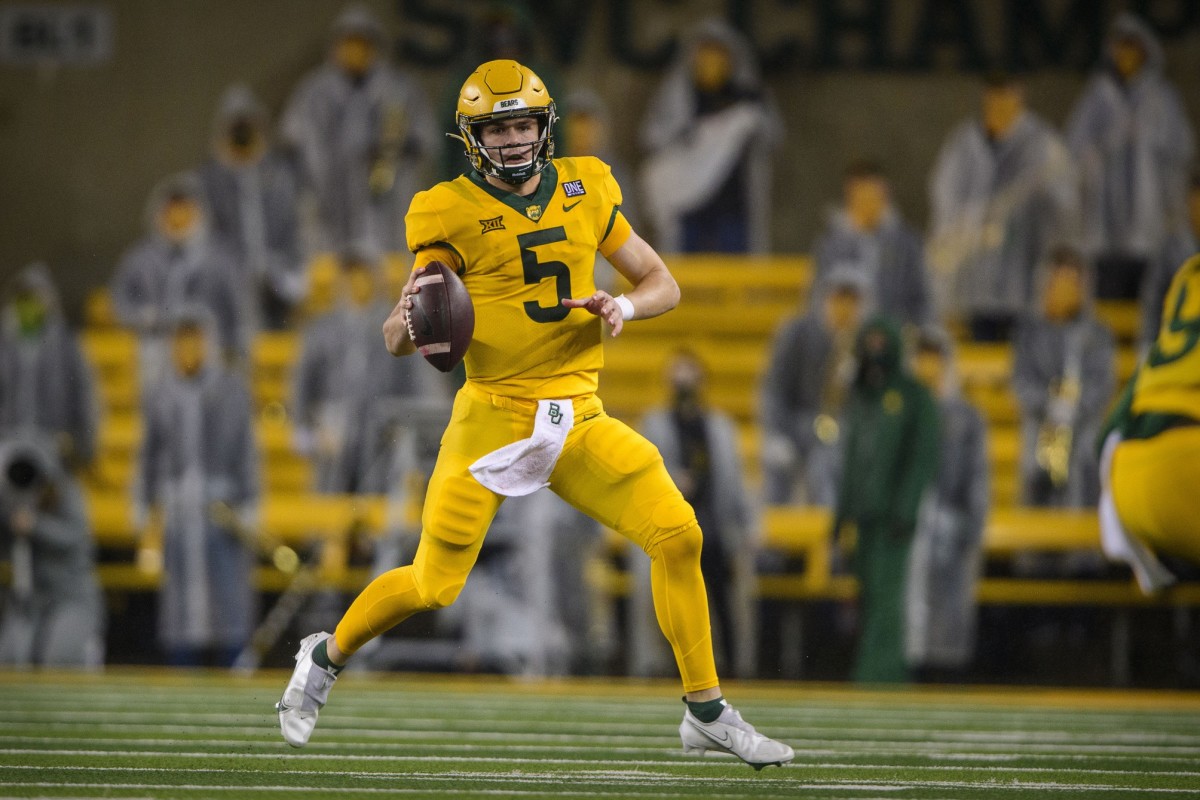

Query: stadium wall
(1, 0), (1198, 317)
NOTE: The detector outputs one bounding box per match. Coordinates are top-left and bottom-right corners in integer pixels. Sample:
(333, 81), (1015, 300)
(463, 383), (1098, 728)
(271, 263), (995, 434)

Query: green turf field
(0, 670), (1197, 799)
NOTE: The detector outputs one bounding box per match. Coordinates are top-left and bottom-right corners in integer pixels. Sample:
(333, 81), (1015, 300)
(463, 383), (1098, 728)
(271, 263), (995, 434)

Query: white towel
(470, 399), (574, 496)
(1097, 431), (1176, 594)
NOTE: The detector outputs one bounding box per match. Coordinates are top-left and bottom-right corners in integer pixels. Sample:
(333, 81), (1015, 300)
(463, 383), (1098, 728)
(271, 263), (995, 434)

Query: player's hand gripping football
(562, 291), (627, 337)
(383, 265), (425, 356)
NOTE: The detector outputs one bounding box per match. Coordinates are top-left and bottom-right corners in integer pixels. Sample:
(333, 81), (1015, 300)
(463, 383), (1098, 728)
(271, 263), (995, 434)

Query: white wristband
(614, 294), (635, 321)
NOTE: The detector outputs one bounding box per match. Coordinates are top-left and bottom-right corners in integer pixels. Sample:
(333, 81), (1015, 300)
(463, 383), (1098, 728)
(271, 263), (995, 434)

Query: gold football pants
(334, 382), (719, 692)
(1112, 426), (1200, 565)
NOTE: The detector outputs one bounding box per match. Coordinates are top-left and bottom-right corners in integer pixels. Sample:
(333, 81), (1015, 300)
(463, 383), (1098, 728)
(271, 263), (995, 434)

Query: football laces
(404, 302), (417, 342)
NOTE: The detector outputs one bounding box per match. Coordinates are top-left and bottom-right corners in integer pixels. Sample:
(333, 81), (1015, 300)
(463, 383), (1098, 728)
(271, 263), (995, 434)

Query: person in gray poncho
(639, 16), (782, 253)
(291, 250), (444, 494)
(1066, 12), (1195, 301)
(0, 264), (99, 468)
(198, 84), (305, 331)
(760, 268), (868, 506)
(635, 350), (756, 678)
(905, 327), (989, 681)
(110, 173), (246, 388)
(280, 3), (437, 255)
(812, 160), (932, 328)
(928, 72), (1079, 341)
(134, 309), (260, 667)
(0, 432), (104, 668)
(1012, 247), (1115, 508)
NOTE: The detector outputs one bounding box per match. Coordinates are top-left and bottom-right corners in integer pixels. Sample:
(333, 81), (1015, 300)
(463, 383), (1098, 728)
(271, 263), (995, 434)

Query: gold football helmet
(453, 59), (556, 184)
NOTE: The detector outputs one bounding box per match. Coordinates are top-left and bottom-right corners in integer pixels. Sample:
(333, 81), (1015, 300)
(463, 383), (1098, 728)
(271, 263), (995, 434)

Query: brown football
(405, 261), (474, 372)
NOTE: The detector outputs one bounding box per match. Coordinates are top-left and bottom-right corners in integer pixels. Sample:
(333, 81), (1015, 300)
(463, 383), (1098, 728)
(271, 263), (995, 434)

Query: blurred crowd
(1, 5), (1196, 681)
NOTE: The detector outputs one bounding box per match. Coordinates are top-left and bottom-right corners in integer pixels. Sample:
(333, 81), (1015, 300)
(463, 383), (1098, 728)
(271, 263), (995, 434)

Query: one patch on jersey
(525, 204), (543, 221)
(562, 179), (586, 197)
(479, 215), (505, 234)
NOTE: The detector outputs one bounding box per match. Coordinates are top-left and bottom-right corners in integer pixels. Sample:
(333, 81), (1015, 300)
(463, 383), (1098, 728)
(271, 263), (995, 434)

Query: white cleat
(679, 704), (795, 770)
(276, 632), (338, 747)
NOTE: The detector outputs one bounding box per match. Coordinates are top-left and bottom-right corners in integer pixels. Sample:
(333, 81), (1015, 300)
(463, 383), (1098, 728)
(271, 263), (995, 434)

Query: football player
(277, 60), (794, 769)
(1099, 253), (1200, 592)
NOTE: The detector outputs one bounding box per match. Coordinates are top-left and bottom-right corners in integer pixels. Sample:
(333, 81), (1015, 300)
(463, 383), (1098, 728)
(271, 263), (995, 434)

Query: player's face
(478, 116), (540, 169)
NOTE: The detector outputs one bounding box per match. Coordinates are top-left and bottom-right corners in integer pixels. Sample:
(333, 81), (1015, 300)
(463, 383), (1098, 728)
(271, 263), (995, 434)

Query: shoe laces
(719, 707), (761, 738)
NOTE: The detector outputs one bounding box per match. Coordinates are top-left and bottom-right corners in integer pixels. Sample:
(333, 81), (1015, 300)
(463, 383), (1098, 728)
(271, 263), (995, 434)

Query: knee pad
(645, 513), (703, 562)
(416, 574), (467, 610)
(410, 536), (476, 610)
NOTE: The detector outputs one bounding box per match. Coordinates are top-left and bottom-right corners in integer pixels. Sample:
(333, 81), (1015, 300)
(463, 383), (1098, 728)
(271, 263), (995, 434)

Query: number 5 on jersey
(519, 227), (571, 323)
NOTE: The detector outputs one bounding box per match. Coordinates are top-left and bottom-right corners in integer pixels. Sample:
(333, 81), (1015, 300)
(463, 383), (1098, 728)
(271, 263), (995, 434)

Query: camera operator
(0, 432), (104, 667)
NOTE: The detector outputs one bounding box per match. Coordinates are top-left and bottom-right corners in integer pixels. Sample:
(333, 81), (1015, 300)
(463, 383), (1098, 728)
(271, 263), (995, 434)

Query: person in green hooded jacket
(834, 315), (940, 683)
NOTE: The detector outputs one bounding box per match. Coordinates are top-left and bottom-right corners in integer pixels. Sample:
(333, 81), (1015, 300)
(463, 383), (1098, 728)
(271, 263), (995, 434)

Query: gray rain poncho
(905, 328), (989, 671)
(639, 16), (782, 253)
(110, 173), (247, 385)
(1066, 13), (1195, 262)
(759, 269), (869, 506)
(635, 402), (756, 678)
(1012, 266), (1116, 507)
(0, 430), (104, 667)
(290, 264), (444, 494)
(813, 206), (933, 327)
(198, 84), (305, 330)
(133, 308), (260, 655)
(928, 110), (1079, 319)
(0, 264), (99, 466)
(280, 4), (437, 254)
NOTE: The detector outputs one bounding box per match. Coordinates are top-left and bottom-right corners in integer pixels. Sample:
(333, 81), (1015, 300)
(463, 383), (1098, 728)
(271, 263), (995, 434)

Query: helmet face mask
(454, 60), (556, 184)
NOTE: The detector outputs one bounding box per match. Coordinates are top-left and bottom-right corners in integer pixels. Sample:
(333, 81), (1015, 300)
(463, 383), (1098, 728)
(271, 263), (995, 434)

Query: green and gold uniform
(333, 157), (718, 692)
(1105, 254), (1200, 565)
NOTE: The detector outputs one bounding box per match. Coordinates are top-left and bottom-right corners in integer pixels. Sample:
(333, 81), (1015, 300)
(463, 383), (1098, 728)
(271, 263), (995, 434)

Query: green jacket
(836, 316), (940, 532)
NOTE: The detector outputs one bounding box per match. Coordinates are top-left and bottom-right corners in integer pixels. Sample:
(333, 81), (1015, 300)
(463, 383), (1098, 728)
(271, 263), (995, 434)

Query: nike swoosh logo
(690, 720), (733, 749)
(563, 200), (582, 212)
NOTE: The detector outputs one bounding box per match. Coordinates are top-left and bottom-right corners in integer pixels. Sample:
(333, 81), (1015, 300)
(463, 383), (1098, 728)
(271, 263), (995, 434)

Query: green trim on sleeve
(601, 205), (621, 243)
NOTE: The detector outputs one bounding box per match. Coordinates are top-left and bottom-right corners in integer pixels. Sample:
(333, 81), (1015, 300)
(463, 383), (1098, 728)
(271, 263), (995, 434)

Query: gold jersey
(1133, 253), (1200, 418)
(405, 156), (632, 398)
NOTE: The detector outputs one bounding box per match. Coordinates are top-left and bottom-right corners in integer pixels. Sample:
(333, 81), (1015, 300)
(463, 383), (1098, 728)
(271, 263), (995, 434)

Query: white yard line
(3, 748), (1200, 780)
(4, 761), (1200, 781)
(5, 777), (1199, 797)
(4, 735), (1200, 767)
